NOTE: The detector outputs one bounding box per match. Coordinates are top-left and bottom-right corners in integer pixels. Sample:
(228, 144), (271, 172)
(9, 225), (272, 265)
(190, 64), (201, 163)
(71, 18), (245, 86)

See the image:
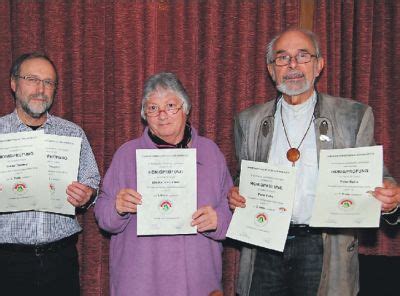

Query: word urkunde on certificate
(227, 160), (297, 252)
(136, 149), (197, 236)
(310, 146), (382, 228)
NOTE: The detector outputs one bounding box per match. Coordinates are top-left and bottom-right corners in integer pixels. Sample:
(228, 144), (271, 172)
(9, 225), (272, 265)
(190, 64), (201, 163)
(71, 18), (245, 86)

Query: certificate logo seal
(13, 183), (27, 195)
(49, 183), (56, 196)
(254, 212), (268, 227)
(339, 198), (354, 210)
(159, 200), (173, 214)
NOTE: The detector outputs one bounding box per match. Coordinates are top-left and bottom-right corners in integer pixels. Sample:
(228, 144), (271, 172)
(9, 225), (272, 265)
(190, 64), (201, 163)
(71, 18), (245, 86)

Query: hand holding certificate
(227, 160), (297, 252)
(309, 146), (382, 228)
(136, 148), (197, 235)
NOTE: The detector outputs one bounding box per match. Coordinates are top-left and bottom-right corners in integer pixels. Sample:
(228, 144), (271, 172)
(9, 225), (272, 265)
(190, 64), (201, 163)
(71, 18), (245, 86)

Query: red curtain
(314, 0), (400, 256)
(0, 1), (300, 295)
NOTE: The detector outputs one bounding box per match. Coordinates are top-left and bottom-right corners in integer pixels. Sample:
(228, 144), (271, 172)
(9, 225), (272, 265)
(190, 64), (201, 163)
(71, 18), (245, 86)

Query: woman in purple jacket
(95, 72), (233, 296)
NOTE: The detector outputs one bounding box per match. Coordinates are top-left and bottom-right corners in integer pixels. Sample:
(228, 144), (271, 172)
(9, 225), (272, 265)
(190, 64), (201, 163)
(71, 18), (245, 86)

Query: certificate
(136, 149), (197, 235)
(309, 146), (382, 228)
(0, 131), (50, 212)
(40, 134), (82, 215)
(227, 160), (297, 252)
(0, 131), (82, 215)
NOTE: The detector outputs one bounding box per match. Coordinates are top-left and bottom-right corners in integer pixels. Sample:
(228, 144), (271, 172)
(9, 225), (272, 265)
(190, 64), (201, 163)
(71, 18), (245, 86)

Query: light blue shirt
(0, 110), (100, 244)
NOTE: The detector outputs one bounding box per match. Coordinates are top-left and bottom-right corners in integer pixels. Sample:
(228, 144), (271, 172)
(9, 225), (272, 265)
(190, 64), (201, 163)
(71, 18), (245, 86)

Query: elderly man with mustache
(228, 29), (400, 296)
(0, 52), (100, 296)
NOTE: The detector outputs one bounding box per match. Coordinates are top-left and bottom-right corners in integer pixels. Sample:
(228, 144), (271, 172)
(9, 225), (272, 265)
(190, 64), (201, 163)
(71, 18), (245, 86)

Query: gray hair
(10, 51), (58, 83)
(141, 72), (191, 120)
(265, 29), (321, 64)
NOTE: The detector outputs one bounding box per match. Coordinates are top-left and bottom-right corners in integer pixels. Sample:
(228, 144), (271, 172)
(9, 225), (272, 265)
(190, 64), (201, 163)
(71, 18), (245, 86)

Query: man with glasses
(228, 29), (400, 295)
(0, 52), (100, 295)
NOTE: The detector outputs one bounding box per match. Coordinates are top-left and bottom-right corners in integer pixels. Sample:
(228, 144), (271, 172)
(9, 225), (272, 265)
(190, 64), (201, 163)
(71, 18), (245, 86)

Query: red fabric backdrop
(0, 1), (399, 295)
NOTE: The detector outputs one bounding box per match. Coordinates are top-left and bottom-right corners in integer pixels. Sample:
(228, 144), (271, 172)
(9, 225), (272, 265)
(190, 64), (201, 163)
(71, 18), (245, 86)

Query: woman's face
(145, 89), (187, 145)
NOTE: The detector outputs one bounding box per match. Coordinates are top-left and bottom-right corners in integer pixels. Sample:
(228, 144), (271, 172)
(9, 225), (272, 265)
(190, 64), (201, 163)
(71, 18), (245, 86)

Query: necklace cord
(280, 101), (314, 150)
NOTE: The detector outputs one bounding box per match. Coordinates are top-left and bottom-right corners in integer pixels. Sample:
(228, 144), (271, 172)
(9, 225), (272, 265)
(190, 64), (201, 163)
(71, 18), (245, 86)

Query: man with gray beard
(228, 29), (400, 296)
(0, 52), (100, 296)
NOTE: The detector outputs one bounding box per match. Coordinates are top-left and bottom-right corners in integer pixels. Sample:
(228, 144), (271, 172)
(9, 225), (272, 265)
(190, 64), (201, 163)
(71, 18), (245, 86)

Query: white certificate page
(40, 134), (82, 215)
(0, 131), (50, 212)
(136, 149), (197, 236)
(227, 160), (297, 252)
(309, 146), (382, 228)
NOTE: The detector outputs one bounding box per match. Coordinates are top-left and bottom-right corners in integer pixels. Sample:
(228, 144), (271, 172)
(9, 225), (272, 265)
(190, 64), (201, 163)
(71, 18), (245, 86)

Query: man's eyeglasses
(145, 103), (184, 117)
(271, 52), (318, 66)
(14, 75), (57, 89)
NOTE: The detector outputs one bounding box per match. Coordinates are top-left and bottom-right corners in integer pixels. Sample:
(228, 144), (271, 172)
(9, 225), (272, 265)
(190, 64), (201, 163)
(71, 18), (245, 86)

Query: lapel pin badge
(319, 134), (331, 142)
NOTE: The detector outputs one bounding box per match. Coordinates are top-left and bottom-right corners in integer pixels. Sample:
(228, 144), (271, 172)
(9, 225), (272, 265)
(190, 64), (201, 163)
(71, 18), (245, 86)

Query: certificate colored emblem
(49, 183), (56, 195)
(339, 198), (354, 210)
(254, 212), (268, 227)
(13, 183), (27, 194)
(159, 200), (173, 214)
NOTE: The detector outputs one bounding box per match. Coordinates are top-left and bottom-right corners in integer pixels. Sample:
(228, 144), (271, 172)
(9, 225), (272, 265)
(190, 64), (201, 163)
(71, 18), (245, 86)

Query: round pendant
(287, 148), (300, 163)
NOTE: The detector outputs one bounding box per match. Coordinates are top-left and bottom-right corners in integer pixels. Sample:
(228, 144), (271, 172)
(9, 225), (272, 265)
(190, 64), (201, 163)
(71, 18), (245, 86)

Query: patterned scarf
(148, 123), (192, 148)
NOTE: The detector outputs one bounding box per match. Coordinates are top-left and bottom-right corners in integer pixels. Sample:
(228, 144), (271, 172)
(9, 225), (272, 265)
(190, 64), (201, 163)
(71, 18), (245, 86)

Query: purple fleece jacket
(95, 127), (233, 296)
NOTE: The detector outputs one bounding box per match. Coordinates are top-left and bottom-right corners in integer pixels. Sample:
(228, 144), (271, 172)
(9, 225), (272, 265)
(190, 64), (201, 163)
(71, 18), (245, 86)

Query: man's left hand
(373, 179), (400, 212)
(66, 181), (95, 207)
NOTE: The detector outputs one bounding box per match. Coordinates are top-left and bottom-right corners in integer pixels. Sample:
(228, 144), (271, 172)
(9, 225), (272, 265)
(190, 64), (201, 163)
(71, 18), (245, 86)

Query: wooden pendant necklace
(280, 102), (314, 167)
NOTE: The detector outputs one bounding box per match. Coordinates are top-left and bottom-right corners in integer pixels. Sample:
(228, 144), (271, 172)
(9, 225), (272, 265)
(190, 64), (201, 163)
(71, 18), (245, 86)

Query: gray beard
(277, 80), (311, 96)
(20, 97), (51, 118)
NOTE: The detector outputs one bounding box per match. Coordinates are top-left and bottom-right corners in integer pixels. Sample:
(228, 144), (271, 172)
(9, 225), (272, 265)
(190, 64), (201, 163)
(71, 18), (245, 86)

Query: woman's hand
(115, 188), (142, 215)
(192, 206), (218, 232)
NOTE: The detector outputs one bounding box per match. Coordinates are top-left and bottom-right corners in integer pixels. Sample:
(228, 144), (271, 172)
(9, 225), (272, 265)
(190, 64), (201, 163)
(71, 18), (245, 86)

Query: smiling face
(145, 88), (187, 145)
(267, 30), (324, 104)
(11, 57), (57, 126)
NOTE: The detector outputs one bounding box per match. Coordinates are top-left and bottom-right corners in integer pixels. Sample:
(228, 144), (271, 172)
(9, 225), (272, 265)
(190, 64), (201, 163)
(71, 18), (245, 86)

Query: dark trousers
(358, 254), (400, 296)
(0, 240), (80, 296)
(249, 233), (323, 296)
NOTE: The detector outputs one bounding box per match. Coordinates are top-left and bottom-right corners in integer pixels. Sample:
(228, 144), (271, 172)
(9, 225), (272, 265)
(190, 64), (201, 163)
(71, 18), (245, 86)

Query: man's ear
(267, 64), (276, 82)
(10, 77), (17, 92)
(315, 57), (324, 77)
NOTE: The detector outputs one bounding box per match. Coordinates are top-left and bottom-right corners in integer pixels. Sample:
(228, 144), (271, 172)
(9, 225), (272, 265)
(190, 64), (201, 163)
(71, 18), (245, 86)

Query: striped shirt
(0, 110), (100, 244)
